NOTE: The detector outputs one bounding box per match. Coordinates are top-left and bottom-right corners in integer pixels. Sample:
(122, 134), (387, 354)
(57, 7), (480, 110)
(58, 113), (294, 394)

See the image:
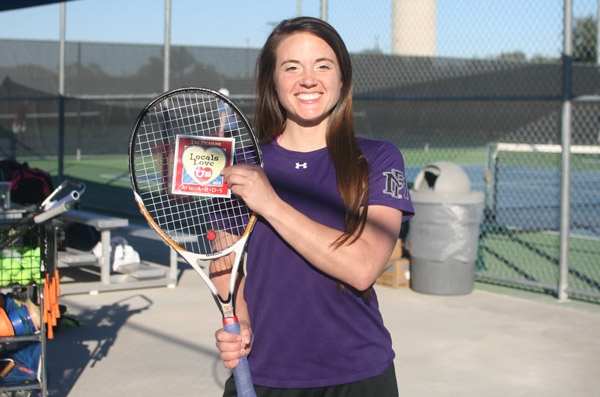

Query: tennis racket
(1, 180), (85, 247)
(36, 179), (86, 224)
(129, 87), (260, 397)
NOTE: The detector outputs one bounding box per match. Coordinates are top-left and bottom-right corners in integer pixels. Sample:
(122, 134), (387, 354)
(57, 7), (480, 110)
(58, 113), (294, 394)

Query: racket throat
(222, 315), (239, 326)
(214, 295), (235, 319)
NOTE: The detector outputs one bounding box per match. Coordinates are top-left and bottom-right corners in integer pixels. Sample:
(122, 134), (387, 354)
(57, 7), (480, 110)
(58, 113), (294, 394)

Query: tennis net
(486, 143), (600, 237)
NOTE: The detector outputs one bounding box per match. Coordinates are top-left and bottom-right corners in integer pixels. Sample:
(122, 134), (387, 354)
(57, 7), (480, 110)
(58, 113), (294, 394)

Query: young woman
(215, 16), (414, 396)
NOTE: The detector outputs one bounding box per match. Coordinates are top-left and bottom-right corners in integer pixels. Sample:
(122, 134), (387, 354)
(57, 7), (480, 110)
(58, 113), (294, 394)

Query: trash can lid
(411, 161), (484, 204)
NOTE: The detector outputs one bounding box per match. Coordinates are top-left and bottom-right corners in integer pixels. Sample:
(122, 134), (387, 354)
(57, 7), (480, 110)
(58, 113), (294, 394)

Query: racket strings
(132, 90), (259, 256)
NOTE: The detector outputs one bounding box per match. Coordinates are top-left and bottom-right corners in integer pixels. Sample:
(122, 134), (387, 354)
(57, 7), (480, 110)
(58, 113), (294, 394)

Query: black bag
(0, 159), (22, 182)
(0, 160), (54, 205)
(64, 222), (101, 251)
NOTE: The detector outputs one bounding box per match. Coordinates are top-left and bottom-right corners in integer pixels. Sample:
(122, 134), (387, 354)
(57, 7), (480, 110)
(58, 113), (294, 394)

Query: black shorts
(223, 362), (398, 397)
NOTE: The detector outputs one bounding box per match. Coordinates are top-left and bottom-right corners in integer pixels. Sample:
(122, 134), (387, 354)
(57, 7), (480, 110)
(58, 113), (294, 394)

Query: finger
(215, 328), (242, 343)
(223, 358), (240, 370)
(222, 163), (251, 178)
(241, 331), (251, 346)
(239, 326), (252, 346)
(219, 345), (246, 360)
(222, 163), (260, 181)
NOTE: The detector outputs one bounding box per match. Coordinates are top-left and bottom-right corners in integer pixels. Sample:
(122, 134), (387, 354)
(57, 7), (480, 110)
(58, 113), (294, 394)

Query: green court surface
(25, 151), (599, 303)
(401, 147), (487, 166)
(26, 148), (490, 217)
(27, 156), (138, 216)
(478, 228), (600, 301)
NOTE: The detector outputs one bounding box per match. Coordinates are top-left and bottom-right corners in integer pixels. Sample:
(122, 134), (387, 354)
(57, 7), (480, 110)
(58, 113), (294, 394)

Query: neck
(278, 121), (327, 152)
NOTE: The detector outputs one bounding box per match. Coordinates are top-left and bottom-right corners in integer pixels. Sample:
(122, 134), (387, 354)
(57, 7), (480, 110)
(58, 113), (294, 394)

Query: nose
(300, 70), (317, 87)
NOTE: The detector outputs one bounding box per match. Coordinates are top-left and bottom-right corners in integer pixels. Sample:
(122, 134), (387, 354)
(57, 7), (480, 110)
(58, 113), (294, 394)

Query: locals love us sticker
(172, 135), (235, 197)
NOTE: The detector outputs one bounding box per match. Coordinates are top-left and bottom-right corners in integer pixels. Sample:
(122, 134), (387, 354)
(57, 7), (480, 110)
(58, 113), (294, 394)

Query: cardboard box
(377, 257), (410, 288)
(390, 238), (403, 260)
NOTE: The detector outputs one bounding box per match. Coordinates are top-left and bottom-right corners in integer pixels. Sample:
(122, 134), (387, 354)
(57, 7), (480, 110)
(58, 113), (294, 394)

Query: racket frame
(129, 87), (261, 396)
(133, 190), (255, 318)
(129, 87), (261, 316)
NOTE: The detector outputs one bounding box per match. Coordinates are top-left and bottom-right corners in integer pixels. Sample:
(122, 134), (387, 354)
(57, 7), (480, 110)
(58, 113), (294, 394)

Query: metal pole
(58, 2), (66, 180)
(597, 0), (600, 65)
(298, 0), (302, 17)
(320, 0), (327, 21)
(163, 0), (171, 92)
(59, 5), (65, 96)
(558, 0), (573, 302)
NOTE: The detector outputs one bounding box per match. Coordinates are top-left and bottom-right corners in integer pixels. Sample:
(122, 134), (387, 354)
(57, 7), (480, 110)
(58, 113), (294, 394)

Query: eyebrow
(316, 57), (336, 64)
(279, 57), (336, 66)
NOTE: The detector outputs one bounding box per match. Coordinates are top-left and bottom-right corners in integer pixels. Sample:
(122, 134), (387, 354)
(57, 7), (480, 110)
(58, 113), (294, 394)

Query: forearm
(222, 164), (403, 290)
(234, 274), (250, 326)
(262, 198), (402, 291)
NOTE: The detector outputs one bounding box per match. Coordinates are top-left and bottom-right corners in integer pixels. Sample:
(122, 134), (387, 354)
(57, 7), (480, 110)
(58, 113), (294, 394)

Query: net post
(485, 143), (499, 224)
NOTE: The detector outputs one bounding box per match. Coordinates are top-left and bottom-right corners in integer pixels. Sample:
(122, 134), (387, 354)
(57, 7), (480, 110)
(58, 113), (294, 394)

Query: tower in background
(392, 0), (436, 56)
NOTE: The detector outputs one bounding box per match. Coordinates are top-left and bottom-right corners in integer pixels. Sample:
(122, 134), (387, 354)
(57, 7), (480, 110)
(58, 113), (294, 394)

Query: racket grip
(34, 199), (73, 224)
(223, 317), (256, 397)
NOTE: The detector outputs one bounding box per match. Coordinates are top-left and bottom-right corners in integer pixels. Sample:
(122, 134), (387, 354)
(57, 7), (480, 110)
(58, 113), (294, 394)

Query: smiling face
(274, 32), (342, 130)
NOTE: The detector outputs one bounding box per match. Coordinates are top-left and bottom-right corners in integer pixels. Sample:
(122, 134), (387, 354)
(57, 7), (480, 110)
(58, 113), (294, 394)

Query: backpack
(0, 159), (22, 182)
(4, 162), (54, 205)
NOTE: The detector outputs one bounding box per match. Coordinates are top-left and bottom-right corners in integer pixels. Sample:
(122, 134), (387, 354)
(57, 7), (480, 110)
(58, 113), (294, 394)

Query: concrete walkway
(46, 226), (600, 396)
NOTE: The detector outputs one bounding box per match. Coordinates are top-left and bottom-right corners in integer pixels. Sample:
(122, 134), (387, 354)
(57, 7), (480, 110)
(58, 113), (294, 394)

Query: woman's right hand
(215, 320), (253, 369)
(222, 164), (280, 217)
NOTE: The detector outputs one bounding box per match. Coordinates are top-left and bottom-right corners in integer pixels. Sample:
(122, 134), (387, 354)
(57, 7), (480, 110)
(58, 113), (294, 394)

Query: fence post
(58, 1), (66, 181)
(163, 0), (171, 93)
(558, 0), (573, 302)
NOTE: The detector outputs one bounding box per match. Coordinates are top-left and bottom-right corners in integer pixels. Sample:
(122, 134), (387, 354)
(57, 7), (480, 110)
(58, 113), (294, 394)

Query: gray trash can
(407, 161), (484, 295)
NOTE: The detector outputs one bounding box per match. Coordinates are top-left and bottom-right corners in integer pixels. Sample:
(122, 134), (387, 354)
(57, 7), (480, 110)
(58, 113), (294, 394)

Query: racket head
(129, 88), (260, 397)
(129, 87), (262, 263)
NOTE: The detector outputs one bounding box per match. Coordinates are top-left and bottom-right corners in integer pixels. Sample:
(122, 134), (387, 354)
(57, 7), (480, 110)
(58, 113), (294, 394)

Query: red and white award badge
(172, 135), (235, 198)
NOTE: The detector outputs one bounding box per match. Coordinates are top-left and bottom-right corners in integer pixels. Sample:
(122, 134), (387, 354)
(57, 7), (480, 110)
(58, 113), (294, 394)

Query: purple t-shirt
(244, 137), (414, 388)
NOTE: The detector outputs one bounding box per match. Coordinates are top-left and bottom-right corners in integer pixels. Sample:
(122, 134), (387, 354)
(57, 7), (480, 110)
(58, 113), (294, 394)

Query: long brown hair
(255, 17), (370, 247)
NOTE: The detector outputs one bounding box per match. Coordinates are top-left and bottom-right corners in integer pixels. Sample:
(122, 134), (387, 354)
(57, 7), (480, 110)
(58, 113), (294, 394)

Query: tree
(573, 15), (596, 63)
(497, 51), (527, 61)
(490, 16), (596, 63)
(170, 46), (198, 79)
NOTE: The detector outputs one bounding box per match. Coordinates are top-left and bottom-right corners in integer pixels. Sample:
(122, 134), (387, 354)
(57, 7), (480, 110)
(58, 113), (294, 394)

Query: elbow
(347, 253), (393, 291)
(351, 278), (377, 292)
(346, 266), (383, 292)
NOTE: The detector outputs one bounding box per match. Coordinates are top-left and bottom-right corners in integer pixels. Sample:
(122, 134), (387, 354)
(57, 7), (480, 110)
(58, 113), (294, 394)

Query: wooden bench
(58, 209), (178, 294)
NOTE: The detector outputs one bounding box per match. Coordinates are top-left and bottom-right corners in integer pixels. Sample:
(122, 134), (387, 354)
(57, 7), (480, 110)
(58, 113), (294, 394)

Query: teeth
(297, 93), (321, 100)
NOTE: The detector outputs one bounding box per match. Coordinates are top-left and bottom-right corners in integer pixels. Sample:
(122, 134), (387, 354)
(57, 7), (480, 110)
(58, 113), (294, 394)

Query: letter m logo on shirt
(382, 168), (409, 200)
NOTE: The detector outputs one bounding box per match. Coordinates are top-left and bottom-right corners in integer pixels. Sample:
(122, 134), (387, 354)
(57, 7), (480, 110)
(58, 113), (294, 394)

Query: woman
(216, 16), (414, 396)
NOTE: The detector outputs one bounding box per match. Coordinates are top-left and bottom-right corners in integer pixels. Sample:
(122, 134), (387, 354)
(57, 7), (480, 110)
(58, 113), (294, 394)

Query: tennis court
(26, 156), (138, 216)
(18, 149), (600, 396)
(478, 143), (600, 301)
(1, 0), (599, 308)
(23, 141), (600, 303)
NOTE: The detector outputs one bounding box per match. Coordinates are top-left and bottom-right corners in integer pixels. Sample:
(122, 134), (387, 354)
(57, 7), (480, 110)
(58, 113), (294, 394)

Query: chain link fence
(0, 0), (598, 303)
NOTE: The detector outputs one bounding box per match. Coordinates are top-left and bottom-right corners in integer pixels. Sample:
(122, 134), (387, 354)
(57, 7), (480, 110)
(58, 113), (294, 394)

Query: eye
(316, 62), (334, 71)
(281, 62), (300, 72)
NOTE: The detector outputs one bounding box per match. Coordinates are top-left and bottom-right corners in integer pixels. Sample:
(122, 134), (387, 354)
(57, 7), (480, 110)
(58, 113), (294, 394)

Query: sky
(0, 0), (595, 59)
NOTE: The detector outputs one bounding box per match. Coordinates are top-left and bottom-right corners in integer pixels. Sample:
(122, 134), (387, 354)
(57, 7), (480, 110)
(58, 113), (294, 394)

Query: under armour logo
(295, 162), (308, 169)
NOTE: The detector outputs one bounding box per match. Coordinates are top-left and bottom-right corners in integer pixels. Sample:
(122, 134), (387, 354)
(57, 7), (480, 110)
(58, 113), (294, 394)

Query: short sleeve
(361, 139), (414, 222)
